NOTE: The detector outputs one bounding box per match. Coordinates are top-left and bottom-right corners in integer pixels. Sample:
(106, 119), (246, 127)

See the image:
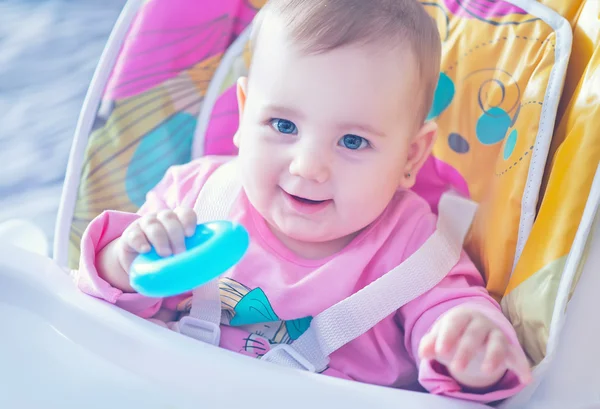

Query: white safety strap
(261, 192), (478, 372)
(176, 158), (241, 345)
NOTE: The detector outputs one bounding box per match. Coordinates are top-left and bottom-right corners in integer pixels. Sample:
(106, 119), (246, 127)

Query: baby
(76, 0), (531, 402)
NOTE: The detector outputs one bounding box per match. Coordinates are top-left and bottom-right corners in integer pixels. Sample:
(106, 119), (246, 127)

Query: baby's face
(235, 21), (429, 257)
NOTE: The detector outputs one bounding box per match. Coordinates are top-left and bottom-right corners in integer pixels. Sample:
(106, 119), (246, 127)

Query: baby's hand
(117, 208), (197, 270)
(418, 305), (532, 390)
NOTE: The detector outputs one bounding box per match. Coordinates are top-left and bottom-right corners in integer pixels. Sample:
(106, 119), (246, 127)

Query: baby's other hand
(118, 208), (197, 271)
(418, 305), (532, 390)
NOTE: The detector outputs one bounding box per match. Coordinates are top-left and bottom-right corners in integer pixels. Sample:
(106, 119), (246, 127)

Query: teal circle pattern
(476, 107), (511, 145)
(426, 72), (455, 121)
(503, 129), (518, 160)
(126, 112), (196, 207)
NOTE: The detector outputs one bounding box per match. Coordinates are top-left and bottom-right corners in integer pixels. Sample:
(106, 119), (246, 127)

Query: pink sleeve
(396, 212), (527, 403)
(75, 156), (228, 318)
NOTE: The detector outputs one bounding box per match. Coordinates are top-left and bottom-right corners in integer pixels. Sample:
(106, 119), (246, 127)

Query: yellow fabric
(540, 0), (587, 26)
(503, 256), (566, 365)
(420, 2), (565, 302)
(506, 1), (600, 294)
(503, 0), (600, 365)
(546, 0), (596, 126)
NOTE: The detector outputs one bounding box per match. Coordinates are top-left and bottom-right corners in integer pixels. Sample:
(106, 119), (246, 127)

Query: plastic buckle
(262, 344), (316, 372)
(178, 316), (221, 346)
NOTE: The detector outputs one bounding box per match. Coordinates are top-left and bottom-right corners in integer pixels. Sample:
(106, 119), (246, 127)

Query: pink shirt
(76, 156), (525, 402)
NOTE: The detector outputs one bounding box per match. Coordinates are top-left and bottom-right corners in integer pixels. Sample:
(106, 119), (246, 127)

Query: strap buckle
(262, 344), (316, 372)
(177, 315), (221, 346)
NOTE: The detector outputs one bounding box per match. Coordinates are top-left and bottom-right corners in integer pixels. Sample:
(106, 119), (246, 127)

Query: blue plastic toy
(129, 221), (250, 298)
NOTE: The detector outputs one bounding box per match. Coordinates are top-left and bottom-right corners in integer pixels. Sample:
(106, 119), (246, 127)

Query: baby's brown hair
(250, 0), (442, 127)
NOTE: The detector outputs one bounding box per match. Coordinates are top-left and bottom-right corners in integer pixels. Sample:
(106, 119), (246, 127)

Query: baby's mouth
(281, 189), (333, 214)
(290, 195), (327, 205)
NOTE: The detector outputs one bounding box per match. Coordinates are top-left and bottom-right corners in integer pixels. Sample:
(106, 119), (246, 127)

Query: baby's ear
(399, 121), (438, 189)
(234, 76), (249, 148)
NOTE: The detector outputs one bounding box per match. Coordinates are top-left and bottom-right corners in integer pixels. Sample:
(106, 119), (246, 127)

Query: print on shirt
(176, 277), (313, 353)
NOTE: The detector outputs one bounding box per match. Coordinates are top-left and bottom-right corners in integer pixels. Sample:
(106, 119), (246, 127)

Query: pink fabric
(75, 156), (525, 402)
(105, 0), (260, 100)
(444, 0), (527, 19)
(204, 85), (240, 156)
(412, 155), (470, 214)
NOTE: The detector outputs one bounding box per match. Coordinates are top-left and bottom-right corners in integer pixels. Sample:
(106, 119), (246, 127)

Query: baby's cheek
(345, 182), (394, 220)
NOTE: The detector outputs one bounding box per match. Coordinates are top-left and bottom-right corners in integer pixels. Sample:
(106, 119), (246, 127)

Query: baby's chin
(270, 215), (346, 240)
(273, 221), (362, 256)
(284, 229), (347, 244)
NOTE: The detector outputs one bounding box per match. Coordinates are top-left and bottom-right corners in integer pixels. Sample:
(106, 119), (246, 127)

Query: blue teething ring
(129, 220), (250, 298)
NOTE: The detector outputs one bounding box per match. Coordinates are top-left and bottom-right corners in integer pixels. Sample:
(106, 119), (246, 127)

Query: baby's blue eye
(339, 134), (369, 150)
(271, 119), (298, 135)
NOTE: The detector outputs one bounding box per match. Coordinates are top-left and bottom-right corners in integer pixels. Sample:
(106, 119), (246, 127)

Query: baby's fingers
(140, 215), (172, 257)
(419, 330), (439, 360)
(482, 331), (532, 384)
(450, 319), (489, 372)
(157, 210), (187, 255)
(481, 329), (508, 374)
(505, 345), (533, 384)
(174, 207), (197, 237)
(435, 309), (472, 357)
(123, 223), (151, 254)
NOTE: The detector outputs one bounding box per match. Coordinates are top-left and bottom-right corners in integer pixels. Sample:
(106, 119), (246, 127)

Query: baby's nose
(288, 148), (331, 184)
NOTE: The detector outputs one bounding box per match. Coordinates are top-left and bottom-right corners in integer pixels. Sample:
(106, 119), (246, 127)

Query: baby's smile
(279, 187), (333, 215)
